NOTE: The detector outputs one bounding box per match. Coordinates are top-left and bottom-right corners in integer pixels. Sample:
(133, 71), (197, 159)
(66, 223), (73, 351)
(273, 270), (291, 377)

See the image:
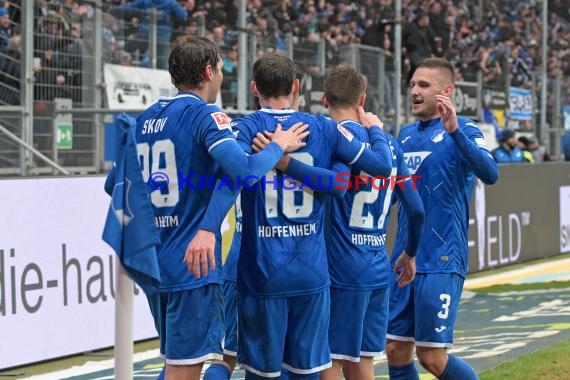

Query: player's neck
(259, 97), (293, 110)
(178, 85), (208, 102)
(328, 107), (359, 123)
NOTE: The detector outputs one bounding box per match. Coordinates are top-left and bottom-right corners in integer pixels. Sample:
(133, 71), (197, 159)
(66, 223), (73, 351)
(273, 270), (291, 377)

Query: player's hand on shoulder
(357, 106), (384, 129)
(184, 229), (216, 279)
(394, 251), (416, 288)
(267, 122), (309, 153)
(252, 130), (291, 171)
(436, 94), (458, 134)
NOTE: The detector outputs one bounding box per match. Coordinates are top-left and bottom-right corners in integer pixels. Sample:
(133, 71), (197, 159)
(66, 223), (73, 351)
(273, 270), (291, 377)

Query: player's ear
(251, 81), (258, 97)
(442, 83), (453, 97)
(358, 93), (366, 107)
(292, 78), (300, 97)
(322, 94), (329, 108)
(204, 64), (214, 81)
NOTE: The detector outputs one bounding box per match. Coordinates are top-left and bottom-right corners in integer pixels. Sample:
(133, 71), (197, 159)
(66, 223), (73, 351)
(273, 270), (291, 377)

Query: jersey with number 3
(135, 93), (234, 292)
(327, 121), (407, 290)
(233, 109), (371, 298)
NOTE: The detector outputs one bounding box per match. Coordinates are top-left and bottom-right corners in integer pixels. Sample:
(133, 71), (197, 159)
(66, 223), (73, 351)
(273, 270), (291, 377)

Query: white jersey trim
(159, 93), (201, 102)
(240, 363), (281, 377)
(386, 334), (415, 342)
(415, 340), (453, 348)
(223, 349), (237, 357)
(331, 353), (360, 362)
(208, 137), (234, 153)
(348, 143), (366, 165)
(258, 108), (296, 114)
(361, 350), (383, 358)
(166, 352), (223, 365)
(282, 361), (332, 375)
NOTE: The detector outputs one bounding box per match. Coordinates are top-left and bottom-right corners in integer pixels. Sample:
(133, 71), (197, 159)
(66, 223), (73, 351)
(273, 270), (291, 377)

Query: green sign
(56, 123), (73, 150)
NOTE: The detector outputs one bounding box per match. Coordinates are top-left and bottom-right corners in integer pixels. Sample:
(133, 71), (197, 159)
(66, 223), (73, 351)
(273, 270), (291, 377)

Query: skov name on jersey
(142, 117), (168, 134)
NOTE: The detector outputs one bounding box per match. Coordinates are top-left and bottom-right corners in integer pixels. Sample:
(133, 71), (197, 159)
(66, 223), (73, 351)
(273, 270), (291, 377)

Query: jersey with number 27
(328, 121), (409, 290)
(135, 92), (235, 292)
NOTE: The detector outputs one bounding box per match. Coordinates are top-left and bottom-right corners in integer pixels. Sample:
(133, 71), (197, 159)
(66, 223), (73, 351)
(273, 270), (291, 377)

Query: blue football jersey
(327, 121), (409, 290)
(391, 116), (493, 277)
(134, 93), (235, 291)
(233, 108), (374, 297)
(223, 196), (242, 282)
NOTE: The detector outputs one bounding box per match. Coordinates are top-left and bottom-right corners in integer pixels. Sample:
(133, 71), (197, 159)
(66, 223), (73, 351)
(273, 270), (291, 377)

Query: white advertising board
(104, 64), (176, 110)
(0, 176), (156, 370)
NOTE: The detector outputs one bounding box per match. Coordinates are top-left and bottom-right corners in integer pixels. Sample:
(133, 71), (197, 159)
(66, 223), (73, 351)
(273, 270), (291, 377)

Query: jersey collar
(259, 107), (295, 114)
(418, 117), (441, 130)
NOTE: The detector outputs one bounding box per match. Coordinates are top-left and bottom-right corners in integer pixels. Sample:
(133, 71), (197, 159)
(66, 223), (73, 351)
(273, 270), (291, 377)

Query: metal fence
(0, 0), (566, 177)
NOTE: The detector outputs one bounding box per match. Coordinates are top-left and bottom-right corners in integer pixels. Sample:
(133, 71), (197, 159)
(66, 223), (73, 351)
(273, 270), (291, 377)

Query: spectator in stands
(528, 136), (550, 163)
(111, 0), (188, 70)
(0, 32), (20, 104)
(220, 44), (237, 108)
(516, 136), (535, 163)
(403, 11), (435, 80)
(0, 7), (12, 48)
(491, 129), (524, 163)
(429, 0), (450, 52)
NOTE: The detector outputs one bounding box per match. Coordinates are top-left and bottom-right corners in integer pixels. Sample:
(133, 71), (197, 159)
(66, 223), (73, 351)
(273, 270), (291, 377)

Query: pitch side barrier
(1, 163), (569, 369)
(385, 162), (570, 273)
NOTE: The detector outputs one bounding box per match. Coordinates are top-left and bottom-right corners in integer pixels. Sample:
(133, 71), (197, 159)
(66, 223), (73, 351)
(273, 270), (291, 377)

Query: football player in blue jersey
(317, 65), (425, 380)
(386, 58), (499, 380)
(134, 36), (308, 380)
(230, 54), (394, 379)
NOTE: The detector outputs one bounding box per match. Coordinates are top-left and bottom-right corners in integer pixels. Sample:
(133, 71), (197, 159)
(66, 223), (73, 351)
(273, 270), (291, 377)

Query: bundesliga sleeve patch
(337, 124), (354, 142)
(211, 112), (231, 130)
(475, 137), (488, 150)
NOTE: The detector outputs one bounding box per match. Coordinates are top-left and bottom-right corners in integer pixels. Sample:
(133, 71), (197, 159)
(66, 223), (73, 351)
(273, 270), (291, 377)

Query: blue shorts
(387, 273), (464, 348)
(329, 287), (389, 361)
(237, 290), (332, 377)
(146, 284), (224, 364)
(223, 280), (238, 356)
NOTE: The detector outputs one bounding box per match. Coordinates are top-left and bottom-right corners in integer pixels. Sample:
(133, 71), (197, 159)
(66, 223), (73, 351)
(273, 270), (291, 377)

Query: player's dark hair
(169, 36), (222, 89)
(253, 53), (296, 98)
(417, 57), (455, 85)
(324, 64), (365, 108)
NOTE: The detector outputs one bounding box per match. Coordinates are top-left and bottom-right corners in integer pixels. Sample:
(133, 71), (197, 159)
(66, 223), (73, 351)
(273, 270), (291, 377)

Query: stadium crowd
(0, 0), (569, 107)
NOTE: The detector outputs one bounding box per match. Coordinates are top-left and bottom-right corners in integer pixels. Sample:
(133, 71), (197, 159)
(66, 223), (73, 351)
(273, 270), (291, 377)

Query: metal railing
(0, 0), (567, 177)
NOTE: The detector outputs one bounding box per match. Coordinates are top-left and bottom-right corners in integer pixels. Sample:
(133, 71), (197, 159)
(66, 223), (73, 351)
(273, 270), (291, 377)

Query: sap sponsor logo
(560, 186), (570, 253)
(403, 151), (432, 175)
(469, 179), (531, 270)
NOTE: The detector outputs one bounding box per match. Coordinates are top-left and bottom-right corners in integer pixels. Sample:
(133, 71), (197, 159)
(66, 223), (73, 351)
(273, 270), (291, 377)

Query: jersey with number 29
(135, 93), (235, 292)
